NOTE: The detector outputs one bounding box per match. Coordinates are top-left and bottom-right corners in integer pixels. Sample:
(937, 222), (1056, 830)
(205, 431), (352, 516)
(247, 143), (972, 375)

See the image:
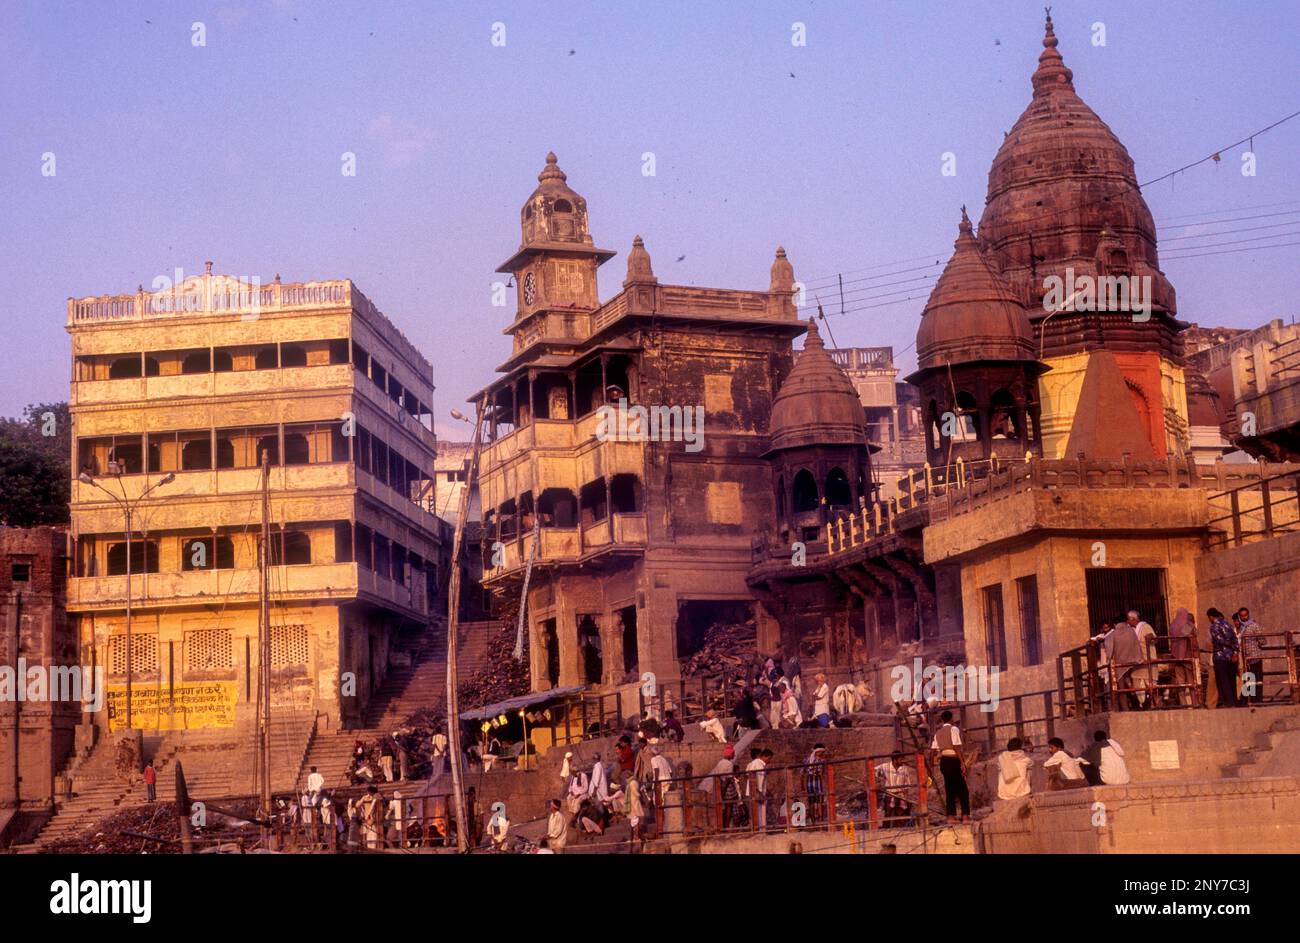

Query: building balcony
(67, 562), (429, 618)
(72, 464), (357, 533)
(70, 364), (355, 407)
(481, 512), (647, 585)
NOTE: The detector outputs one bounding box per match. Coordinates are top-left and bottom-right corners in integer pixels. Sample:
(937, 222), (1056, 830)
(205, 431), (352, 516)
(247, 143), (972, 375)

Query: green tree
(0, 402), (71, 526)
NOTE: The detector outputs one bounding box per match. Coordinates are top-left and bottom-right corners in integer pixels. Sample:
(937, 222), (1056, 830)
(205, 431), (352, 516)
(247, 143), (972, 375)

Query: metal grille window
(1016, 575), (1042, 666)
(109, 634), (158, 675)
(270, 624), (309, 667)
(1084, 568), (1168, 641)
(185, 628), (234, 671)
(982, 584), (1007, 670)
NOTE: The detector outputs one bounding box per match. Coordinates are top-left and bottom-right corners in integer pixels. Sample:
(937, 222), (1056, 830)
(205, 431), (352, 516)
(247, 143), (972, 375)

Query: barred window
(185, 628), (234, 671)
(270, 624), (309, 667)
(109, 634), (158, 675)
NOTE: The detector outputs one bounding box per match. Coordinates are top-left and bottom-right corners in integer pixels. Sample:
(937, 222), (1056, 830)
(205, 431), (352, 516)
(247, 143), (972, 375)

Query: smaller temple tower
(906, 209), (1046, 469)
(765, 318), (876, 545)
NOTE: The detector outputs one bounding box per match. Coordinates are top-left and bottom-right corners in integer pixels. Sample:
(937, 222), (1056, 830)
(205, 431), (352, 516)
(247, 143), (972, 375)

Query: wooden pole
(175, 760), (193, 854)
(258, 450), (273, 845)
(445, 398), (486, 852)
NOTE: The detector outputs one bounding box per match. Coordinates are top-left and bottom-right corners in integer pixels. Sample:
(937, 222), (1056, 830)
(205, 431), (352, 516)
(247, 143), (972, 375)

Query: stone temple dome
(518, 152), (597, 249)
(976, 13), (1177, 322)
(766, 318), (869, 453)
(914, 208), (1037, 372)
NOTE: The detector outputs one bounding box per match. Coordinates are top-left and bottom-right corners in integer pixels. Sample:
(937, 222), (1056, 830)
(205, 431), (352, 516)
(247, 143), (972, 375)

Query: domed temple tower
(906, 208), (1046, 469)
(975, 13), (1188, 458)
(765, 318), (876, 545)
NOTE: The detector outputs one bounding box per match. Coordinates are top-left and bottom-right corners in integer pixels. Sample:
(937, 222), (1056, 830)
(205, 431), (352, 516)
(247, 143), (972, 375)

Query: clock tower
(496, 153), (615, 359)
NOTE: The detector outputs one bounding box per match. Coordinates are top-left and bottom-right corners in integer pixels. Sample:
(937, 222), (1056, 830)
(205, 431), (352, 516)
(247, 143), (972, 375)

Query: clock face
(523, 272), (537, 306)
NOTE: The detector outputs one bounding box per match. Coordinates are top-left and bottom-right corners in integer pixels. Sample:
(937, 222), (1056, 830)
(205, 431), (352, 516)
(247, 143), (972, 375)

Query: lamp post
(79, 465), (176, 729)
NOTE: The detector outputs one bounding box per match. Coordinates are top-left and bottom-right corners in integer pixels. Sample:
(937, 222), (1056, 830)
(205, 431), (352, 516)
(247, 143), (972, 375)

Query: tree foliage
(0, 402), (71, 526)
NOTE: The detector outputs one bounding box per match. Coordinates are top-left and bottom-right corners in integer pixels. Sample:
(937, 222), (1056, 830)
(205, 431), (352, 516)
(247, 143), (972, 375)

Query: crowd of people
(1089, 606), (1270, 710)
(268, 767), (453, 852)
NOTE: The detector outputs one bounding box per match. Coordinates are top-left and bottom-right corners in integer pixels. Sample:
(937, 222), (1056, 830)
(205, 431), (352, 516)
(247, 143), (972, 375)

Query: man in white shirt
(545, 798), (567, 853)
(1043, 737), (1086, 789)
(698, 709), (727, 743)
(930, 710), (970, 822)
(877, 753), (917, 827)
(744, 747), (768, 830)
(996, 738), (1033, 800)
(811, 673), (832, 727)
(1081, 730), (1131, 786)
(306, 765), (325, 800)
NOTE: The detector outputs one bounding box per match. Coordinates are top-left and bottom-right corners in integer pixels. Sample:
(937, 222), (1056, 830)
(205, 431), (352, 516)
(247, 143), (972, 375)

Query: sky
(2, 0), (1297, 440)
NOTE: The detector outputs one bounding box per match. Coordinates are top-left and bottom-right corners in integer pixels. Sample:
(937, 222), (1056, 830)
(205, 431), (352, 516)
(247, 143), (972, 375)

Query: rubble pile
(682, 620), (758, 678)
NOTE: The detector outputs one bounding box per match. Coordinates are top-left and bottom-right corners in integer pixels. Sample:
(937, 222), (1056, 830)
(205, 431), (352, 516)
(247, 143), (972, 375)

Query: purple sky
(2, 1), (1297, 440)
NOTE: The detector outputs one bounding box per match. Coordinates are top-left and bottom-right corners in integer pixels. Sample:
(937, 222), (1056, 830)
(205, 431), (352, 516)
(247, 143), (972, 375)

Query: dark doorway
(541, 618), (560, 688)
(1085, 567), (1168, 640)
(676, 599), (753, 660)
(577, 615), (602, 685)
(617, 605), (638, 675)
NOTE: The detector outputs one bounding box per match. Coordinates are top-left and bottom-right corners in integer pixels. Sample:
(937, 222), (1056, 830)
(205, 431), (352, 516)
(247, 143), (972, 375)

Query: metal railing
(1206, 468), (1300, 549)
(634, 749), (940, 840)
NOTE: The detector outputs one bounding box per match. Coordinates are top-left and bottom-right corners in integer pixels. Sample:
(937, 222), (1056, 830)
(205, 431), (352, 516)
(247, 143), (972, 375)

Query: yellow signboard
(105, 681), (238, 732)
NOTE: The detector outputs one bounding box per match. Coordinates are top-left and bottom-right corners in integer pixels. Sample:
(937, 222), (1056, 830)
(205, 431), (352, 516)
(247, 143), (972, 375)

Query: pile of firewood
(458, 623), (530, 711)
(44, 796), (263, 854)
(682, 620), (758, 678)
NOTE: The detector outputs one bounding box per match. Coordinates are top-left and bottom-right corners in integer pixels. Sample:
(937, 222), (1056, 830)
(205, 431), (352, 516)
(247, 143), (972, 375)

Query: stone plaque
(706, 481), (743, 524)
(704, 374), (734, 413)
(1148, 739), (1180, 770)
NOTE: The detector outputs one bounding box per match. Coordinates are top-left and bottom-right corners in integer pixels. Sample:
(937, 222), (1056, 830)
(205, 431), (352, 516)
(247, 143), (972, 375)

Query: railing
(641, 749), (939, 840)
(1205, 467), (1300, 549)
(68, 277), (354, 324)
(825, 454), (1022, 555)
(1060, 631), (1300, 710)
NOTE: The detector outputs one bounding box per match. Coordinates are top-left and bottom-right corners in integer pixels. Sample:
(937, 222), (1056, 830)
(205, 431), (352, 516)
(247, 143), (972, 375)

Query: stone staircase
(17, 717), (315, 850)
(292, 619), (499, 793)
(1220, 711), (1300, 778)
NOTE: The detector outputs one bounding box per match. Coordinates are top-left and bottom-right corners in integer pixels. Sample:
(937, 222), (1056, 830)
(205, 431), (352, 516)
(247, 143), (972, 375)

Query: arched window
(553, 199), (573, 213)
(181, 537), (235, 570)
(274, 531), (312, 566)
(107, 540), (159, 575)
(109, 356), (142, 379)
(182, 351), (210, 374)
(212, 350), (233, 372)
(143, 357), (160, 377)
(792, 469), (819, 513)
(825, 467), (852, 508)
(990, 389), (1017, 440)
(280, 345), (307, 368)
(283, 433), (310, 465)
(538, 488), (578, 528)
(181, 437), (212, 470)
(255, 435), (279, 466)
(254, 347), (278, 370)
(955, 391), (980, 441)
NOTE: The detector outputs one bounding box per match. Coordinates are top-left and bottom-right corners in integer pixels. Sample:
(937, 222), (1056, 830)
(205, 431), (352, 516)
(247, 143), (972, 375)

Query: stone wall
(978, 776), (1300, 853)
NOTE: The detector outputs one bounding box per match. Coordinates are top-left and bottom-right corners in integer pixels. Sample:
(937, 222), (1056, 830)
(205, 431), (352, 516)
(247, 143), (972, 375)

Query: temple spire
(1032, 8), (1074, 95)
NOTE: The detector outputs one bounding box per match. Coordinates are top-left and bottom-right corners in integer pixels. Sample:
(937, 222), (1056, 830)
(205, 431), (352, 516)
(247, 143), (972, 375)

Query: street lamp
(79, 467), (176, 729)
